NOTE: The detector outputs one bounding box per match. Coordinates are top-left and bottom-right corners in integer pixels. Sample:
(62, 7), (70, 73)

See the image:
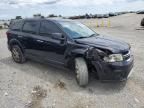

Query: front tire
(75, 57), (89, 87)
(11, 45), (26, 63)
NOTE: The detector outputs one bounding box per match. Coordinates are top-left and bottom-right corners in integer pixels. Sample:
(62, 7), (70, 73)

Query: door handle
(36, 40), (44, 43)
(18, 35), (23, 38)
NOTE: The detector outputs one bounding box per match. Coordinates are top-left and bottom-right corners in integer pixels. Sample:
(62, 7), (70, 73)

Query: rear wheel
(11, 45), (26, 63)
(75, 57), (89, 87)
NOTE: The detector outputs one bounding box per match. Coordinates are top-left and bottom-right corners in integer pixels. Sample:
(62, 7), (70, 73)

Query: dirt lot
(0, 13), (144, 108)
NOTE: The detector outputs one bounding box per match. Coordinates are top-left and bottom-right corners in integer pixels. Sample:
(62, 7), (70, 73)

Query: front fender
(68, 47), (107, 60)
(71, 48), (88, 57)
(65, 47), (88, 68)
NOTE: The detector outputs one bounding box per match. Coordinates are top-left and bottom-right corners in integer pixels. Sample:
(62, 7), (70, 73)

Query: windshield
(58, 21), (98, 39)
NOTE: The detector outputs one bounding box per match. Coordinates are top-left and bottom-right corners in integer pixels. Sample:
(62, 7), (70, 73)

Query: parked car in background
(97, 14), (104, 18)
(141, 18), (144, 26)
(137, 10), (144, 14)
(103, 14), (109, 18)
(109, 12), (116, 17)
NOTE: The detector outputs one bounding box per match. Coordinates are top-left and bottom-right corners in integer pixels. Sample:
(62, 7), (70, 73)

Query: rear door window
(40, 21), (61, 35)
(10, 20), (24, 31)
(22, 21), (40, 34)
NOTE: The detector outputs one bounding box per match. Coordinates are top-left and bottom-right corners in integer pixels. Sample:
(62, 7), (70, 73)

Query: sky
(0, 0), (144, 19)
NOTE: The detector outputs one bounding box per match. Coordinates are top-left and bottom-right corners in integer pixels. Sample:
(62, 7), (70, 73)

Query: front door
(35, 20), (67, 64)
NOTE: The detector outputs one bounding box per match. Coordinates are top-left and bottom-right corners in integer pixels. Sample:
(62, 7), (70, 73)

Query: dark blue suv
(7, 18), (134, 86)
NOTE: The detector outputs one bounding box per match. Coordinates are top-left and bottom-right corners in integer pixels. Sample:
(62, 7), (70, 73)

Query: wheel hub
(12, 48), (20, 61)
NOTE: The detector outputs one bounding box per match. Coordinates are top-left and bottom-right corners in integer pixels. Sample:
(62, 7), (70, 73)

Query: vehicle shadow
(0, 57), (127, 95)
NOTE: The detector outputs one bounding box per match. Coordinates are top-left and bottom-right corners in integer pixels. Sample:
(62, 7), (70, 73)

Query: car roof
(21, 18), (74, 23)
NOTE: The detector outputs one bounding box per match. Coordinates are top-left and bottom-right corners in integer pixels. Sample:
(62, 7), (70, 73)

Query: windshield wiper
(88, 33), (99, 38)
(73, 36), (87, 39)
(89, 34), (96, 37)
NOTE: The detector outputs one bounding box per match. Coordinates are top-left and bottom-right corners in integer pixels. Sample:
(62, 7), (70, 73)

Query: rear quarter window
(10, 20), (24, 31)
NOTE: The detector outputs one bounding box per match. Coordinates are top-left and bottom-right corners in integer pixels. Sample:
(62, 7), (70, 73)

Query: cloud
(1, 0), (144, 7)
(8, 1), (18, 4)
(0, 0), (144, 19)
(126, 0), (144, 2)
(57, 0), (126, 6)
(0, 0), (126, 6)
(42, 0), (61, 5)
(1, 0), (61, 5)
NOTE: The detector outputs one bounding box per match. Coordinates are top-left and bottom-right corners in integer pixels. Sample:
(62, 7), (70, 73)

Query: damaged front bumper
(91, 55), (134, 81)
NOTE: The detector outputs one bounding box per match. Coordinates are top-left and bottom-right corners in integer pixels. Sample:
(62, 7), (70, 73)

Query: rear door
(21, 20), (40, 57)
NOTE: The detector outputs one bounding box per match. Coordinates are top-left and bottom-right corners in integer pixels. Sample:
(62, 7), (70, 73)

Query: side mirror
(51, 33), (65, 40)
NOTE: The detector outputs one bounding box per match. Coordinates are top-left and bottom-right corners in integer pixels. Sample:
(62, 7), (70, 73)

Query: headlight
(104, 54), (123, 62)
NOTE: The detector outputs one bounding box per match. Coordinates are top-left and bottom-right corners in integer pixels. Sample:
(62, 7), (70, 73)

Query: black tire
(75, 57), (89, 86)
(11, 45), (26, 63)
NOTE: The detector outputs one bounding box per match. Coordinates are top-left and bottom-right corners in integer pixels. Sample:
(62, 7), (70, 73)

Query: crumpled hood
(75, 35), (130, 53)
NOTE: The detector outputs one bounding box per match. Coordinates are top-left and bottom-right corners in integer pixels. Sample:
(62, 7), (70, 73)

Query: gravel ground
(0, 13), (144, 108)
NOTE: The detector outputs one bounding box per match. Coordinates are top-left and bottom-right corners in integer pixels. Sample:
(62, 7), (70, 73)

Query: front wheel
(75, 57), (89, 87)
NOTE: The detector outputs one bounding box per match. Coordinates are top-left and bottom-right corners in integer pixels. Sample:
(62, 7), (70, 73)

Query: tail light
(6, 32), (10, 37)
(6, 32), (12, 40)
